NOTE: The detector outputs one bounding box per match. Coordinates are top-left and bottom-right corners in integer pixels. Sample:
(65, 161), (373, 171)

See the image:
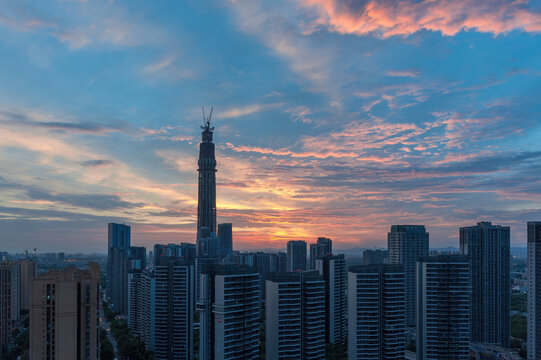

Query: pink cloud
(299, 0), (541, 37)
(226, 142), (359, 159)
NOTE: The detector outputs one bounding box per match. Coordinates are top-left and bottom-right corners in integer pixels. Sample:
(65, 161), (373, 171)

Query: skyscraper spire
(197, 107), (217, 241)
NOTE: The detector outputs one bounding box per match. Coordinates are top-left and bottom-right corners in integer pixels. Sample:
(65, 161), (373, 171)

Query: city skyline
(1, 1), (541, 252)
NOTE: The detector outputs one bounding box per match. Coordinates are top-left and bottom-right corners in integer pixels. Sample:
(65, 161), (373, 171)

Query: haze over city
(1, 0), (541, 252)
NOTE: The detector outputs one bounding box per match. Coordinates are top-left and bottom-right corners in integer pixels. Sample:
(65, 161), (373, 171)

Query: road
(100, 307), (119, 359)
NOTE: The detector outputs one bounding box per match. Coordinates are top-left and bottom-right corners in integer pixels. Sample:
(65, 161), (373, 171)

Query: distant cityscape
(1, 119), (539, 360)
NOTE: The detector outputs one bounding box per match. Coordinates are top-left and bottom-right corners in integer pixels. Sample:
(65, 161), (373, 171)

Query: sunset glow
(0, 0), (540, 252)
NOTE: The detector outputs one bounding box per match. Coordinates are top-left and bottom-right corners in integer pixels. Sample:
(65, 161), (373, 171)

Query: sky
(0, 0), (540, 253)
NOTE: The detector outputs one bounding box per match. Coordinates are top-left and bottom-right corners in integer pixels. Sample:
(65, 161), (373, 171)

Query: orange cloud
(299, 0), (541, 37)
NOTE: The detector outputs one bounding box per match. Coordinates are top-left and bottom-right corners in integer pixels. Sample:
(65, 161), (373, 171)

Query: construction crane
(202, 106), (213, 126)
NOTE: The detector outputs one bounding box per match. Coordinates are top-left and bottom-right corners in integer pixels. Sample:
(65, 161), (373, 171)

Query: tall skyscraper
(107, 222), (130, 313)
(198, 265), (260, 360)
(108, 222), (131, 248)
(217, 223), (233, 258)
(348, 264), (405, 360)
(416, 255), (470, 360)
(266, 272), (326, 360)
(309, 237), (332, 269)
(136, 257), (194, 360)
(287, 240), (307, 272)
(30, 263), (100, 360)
(0, 260), (20, 348)
(460, 221), (510, 347)
(197, 116), (217, 241)
(387, 225), (429, 327)
(316, 254), (346, 345)
(195, 115), (221, 297)
(527, 221), (541, 360)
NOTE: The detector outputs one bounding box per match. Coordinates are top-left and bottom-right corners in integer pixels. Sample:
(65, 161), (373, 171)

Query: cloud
(385, 70), (420, 78)
(225, 0), (341, 99)
(141, 54), (196, 81)
(26, 190), (144, 211)
(0, 109), (125, 134)
(299, 0), (541, 38)
(0, 178), (143, 211)
(80, 160), (114, 168)
(0, 1), (170, 50)
(433, 101), (538, 148)
(219, 103), (281, 119)
(143, 55), (177, 73)
(287, 106), (313, 124)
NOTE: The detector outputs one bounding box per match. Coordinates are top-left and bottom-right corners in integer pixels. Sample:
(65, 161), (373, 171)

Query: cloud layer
(299, 0), (541, 37)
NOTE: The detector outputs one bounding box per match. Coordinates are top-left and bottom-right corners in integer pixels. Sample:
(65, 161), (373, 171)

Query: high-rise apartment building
(153, 243), (196, 265)
(30, 263), (100, 360)
(278, 252), (287, 272)
(130, 246), (146, 270)
(217, 223), (233, 258)
(387, 225), (429, 327)
(527, 221), (541, 360)
(287, 240), (307, 272)
(126, 247), (147, 336)
(198, 265), (260, 360)
(195, 256), (220, 303)
(197, 230), (220, 258)
(107, 222), (130, 313)
(20, 258), (36, 311)
(0, 260), (21, 348)
(416, 255), (470, 360)
(460, 221), (510, 347)
(138, 270), (156, 351)
(256, 252), (273, 297)
(110, 245), (145, 316)
(127, 270), (142, 336)
(135, 257), (194, 360)
(180, 243), (197, 264)
(362, 249), (388, 265)
(266, 271), (326, 360)
(316, 254), (346, 345)
(309, 237), (332, 269)
(348, 264), (405, 360)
